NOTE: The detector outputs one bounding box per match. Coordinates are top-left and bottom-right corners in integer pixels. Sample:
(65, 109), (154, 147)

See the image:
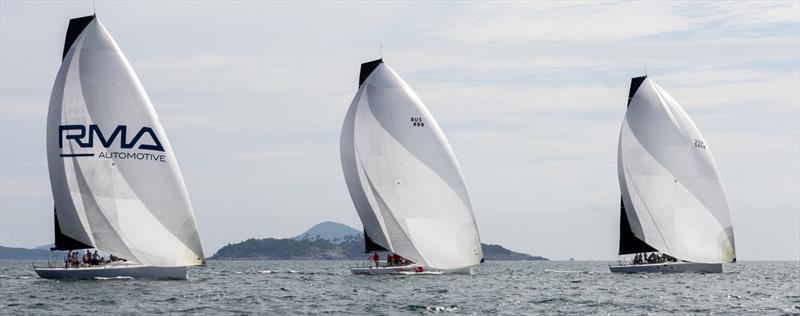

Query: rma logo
(59, 125), (164, 152)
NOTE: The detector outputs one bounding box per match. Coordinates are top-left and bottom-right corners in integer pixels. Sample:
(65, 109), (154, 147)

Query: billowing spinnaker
(340, 61), (482, 269)
(47, 17), (204, 267)
(618, 77), (735, 263)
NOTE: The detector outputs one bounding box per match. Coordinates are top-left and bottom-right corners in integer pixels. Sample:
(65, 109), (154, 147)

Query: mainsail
(46, 15), (204, 267)
(340, 59), (483, 270)
(618, 75), (736, 263)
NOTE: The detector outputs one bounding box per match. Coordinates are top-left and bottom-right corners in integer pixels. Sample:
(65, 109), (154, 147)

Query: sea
(1, 260), (798, 315)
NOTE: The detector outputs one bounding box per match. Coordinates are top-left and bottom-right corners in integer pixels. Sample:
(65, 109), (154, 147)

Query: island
(0, 246), (57, 260)
(210, 221), (548, 261)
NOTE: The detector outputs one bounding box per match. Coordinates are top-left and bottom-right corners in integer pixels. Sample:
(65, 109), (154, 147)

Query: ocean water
(1, 260), (798, 315)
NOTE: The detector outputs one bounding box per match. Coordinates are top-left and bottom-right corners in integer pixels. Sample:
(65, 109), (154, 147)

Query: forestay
(340, 60), (482, 270)
(47, 16), (204, 267)
(618, 77), (735, 264)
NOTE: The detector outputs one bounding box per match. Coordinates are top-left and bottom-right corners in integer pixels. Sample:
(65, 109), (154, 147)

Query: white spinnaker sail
(46, 17), (204, 267)
(618, 78), (735, 263)
(340, 61), (482, 270)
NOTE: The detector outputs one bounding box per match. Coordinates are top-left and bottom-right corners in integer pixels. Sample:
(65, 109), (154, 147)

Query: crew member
(371, 252), (379, 268)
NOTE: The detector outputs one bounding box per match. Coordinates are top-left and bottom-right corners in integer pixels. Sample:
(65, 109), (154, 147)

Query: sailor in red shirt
(393, 254), (401, 266)
(371, 252), (379, 268)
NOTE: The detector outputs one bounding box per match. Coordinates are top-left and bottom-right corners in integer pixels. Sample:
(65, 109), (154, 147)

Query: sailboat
(33, 15), (204, 280)
(610, 76), (736, 273)
(340, 59), (483, 275)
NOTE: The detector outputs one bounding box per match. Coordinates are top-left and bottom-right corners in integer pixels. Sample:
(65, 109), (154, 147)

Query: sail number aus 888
(694, 139), (706, 150)
(411, 117), (424, 127)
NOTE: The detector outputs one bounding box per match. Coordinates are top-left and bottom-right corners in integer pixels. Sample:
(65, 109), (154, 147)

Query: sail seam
(351, 87), (393, 251)
(621, 118), (673, 256)
(363, 168), (429, 266)
(355, 129), (427, 262)
(56, 40), (97, 248)
(354, 83), (427, 265)
(69, 153), (138, 263)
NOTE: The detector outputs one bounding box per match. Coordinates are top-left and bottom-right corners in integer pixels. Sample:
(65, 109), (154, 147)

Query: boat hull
(350, 264), (473, 275)
(33, 263), (188, 280)
(609, 262), (722, 273)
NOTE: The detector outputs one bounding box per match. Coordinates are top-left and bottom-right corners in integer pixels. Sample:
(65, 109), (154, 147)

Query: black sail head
(627, 75), (647, 107)
(62, 15), (95, 60)
(359, 59), (383, 87)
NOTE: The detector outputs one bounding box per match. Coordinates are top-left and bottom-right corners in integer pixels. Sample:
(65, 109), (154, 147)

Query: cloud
(696, 1), (800, 28)
(429, 2), (697, 43)
(429, 2), (799, 43)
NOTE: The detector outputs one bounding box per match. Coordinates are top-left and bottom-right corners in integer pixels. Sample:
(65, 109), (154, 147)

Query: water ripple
(1, 260), (797, 315)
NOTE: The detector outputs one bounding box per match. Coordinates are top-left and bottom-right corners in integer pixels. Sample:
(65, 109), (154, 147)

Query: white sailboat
(33, 15), (204, 280)
(610, 76), (736, 273)
(340, 59), (483, 275)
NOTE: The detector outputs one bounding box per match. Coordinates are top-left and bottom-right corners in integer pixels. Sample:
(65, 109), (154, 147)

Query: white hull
(350, 264), (473, 275)
(609, 261), (722, 273)
(33, 263), (188, 280)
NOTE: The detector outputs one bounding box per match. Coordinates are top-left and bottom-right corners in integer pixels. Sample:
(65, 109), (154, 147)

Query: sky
(1, 1), (798, 261)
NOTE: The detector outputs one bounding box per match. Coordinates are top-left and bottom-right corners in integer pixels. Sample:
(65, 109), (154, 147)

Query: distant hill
(293, 221), (360, 244)
(481, 243), (547, 261)
(212, 235), (365, 260)
(0, 246), (61, 260)
(211, 222), (547, 261)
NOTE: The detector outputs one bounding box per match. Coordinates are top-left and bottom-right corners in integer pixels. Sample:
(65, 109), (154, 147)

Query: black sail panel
(363, 230), (388, 253)
(359, 59), (383, 87)
(618, 198), (656, 255)
(628, 75), (647, 107)
(62, 15), (95, 60)
(52, 207), (92, 251)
